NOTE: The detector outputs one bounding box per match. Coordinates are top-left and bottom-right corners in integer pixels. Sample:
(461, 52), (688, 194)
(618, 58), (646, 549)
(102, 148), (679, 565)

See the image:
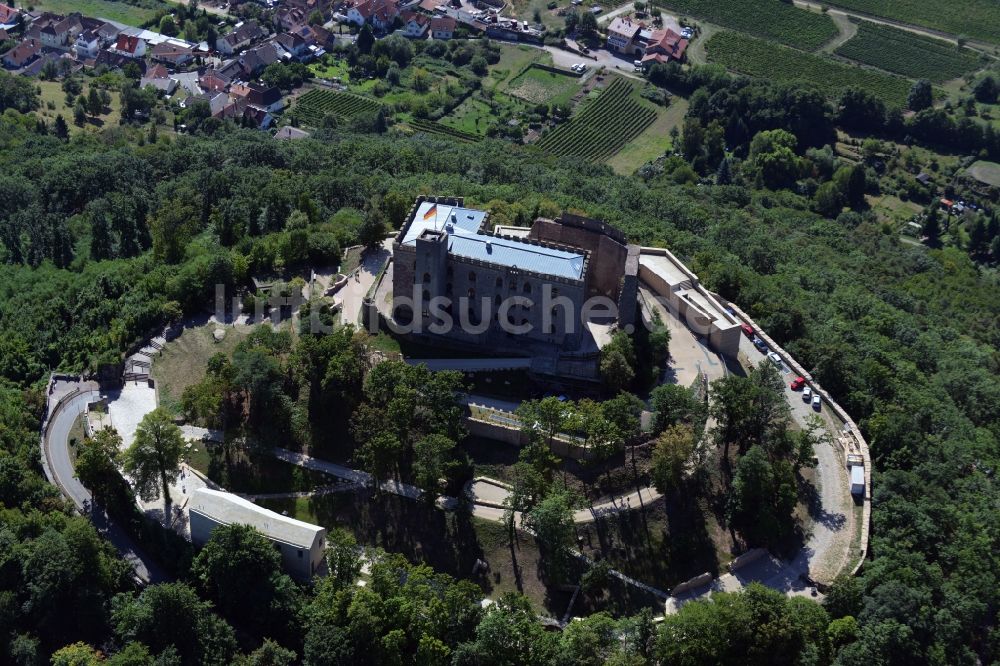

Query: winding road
(42, 381), (167, 584)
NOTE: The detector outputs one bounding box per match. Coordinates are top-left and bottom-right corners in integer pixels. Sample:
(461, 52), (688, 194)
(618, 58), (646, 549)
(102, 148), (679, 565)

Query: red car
(740, 323), (753, 338)
(790, 376), (806, 391)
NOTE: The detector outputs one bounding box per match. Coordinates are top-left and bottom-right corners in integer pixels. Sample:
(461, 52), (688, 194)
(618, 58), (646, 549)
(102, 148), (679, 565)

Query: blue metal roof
(402, 201), (585, 281)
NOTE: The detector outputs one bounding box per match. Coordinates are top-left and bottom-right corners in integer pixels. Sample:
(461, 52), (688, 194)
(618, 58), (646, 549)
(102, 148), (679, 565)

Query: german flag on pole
(423, 203), (438, 221)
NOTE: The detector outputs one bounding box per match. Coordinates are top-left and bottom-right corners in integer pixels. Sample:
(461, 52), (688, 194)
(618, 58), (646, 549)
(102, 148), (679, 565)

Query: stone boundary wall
(464, 410), (596, 461)
(727, 547), (768, 572)
(671, 572), (713, 596)
(722, 300), (871, 576)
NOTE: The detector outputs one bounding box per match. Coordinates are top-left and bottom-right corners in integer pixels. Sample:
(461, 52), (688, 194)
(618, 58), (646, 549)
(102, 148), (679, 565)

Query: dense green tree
(727, 445), (797, 546)
(191, 524), (302, 642)
(523, 487), (576, 583)
(650, 424), (696, 495)
(122, 408), (186, 509)
(907, 79), (933, 111)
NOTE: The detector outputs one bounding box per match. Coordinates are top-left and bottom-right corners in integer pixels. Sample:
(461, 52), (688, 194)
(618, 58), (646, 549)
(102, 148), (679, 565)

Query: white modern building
(189, 488), (327, 581)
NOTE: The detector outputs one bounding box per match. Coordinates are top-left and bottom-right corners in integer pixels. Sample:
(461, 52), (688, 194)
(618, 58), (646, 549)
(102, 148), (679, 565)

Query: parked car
(803, 387), (812, 402)
(790, 376), (806, 391)
(812, 394), (822, 410)
(767, 351), (782, 367)
(753, 336), (767, 352)
(740, 323), (753, 338)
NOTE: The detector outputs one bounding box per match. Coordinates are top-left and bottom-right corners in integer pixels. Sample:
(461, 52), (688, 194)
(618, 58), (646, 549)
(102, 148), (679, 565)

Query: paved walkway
(41, 379), (168, 584)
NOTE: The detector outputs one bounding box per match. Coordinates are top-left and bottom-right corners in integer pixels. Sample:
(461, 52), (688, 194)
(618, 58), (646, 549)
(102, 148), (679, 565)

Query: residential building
(74, 29), (101, 59)
(112, 34), (146, 58)
(274, 5), (308, 31)
(275, 30), (309, 59)
(0, 3), (20, 29)
(430, 15), (455, 39)
(605, 16), (642, 55)
(346, 0), (400, 31)
(2, 38), (40, 69)
(639, 28), (687, 65)
(150, 40), (194, 67)
(401, 11), (429, 38)
(189, 488), (327, 581)
(140, 63), (178, 94)
(231, 81), (283, 112)
(218, 19), (265, 56)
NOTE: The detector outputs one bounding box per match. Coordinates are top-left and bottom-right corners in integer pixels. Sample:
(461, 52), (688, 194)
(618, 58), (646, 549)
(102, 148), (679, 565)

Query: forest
(0, 58), (998, 665)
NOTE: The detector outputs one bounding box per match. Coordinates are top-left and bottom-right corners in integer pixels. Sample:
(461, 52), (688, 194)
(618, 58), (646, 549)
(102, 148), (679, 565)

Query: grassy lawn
(29, 0), (165, 26)
(485, 45), (549, 91)
(308, 59), (352, 82)
(150, 323), (252, 415)
(439, 96), (505, 136)
(966, 160), (1000, 187)
(67, 413), (88, 466)
(606, 94), (688, 175)
(36, 80), (123, 135)
(506, 64), (582, 107)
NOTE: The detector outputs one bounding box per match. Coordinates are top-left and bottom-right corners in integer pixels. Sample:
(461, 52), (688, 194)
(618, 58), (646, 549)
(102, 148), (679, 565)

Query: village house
(346, 0), (400, 32)
(401, 11), (429, 38)
(139, 63), (178, 94)
(273, 5), (308, 32)
(605, 16), (642, 55)
(275, 30), (310, 59)
(111, 34), (146, 58)
(430, 15), (455, 40)
(1, 38), (40, 69)
(218, 20), (265, 56)
(199, 68), (230, 92)
(230, 81), (283, 113)
(149, 40), (194, 67)
(74, 29), (101, 59)
(0, 3), (20, 29)
(274, 125), (310, 140)
(640, 28), (688, 65)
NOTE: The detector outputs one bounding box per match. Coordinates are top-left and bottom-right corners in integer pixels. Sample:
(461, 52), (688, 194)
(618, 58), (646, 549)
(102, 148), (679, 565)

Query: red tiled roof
(0, 3), (19, 23)
(646, 28), (688, 59)
(114, 34), (142, 53)
(431, 15), (455, 31)
(3, 38), (40, 65)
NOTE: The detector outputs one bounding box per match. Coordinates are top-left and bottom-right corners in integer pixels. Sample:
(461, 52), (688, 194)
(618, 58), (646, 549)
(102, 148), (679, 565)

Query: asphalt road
(43, 387), (167, 584)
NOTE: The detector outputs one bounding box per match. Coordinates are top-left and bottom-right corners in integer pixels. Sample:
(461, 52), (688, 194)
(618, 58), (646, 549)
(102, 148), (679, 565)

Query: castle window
(496, 276), (503, 288)
(468, 288), (475, 298)
(468, 271), (477, 283)
(509, 278), (517, 290)
(422, 272), (431, 284)
(523, 282), (532, 294)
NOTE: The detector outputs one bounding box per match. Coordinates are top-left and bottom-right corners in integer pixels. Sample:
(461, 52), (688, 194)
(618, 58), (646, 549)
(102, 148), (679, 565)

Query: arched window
(495, 276), (503, 288)
(468, 288), (476, 298)
(523, 282), (532, 294)
(468, 271), (477, 283)
(422, 272), (431, 284)
(509, 278), (517, 290)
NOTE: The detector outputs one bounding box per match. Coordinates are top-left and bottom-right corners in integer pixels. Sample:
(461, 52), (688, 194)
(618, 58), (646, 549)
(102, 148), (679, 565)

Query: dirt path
(820, 10), (858, 53)
(793, 0), (996, 55)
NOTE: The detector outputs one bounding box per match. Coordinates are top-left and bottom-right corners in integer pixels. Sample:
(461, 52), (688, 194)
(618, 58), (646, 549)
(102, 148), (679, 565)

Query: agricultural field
(706, 31), (913, 107)
(405, 118), (481, 143)
(506, 64), (582, 107)
(821, 0), (1000, 46)
(293, 89), (383, 126)
(835, 21), (984, 82)
(606, 95), (688, 175)
(535, 78), (657, 162)
(28, 0), (167, 26)
(652, 0), (838, 51)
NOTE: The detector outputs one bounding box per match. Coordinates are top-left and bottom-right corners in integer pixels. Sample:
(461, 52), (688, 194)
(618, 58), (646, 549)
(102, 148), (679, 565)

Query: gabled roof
(3, 38), (40, 66)
(190, 488), (324, 549)
(275, 126), (310, 140)
(0, 4), (18, 24)
(607, 16), (642, 38)
(114, 33), (142, 53)
(402, 10), (429, 26)
(431, 15), (456, 31)
(150, 40), (193, 59)
(144, 62), (169, 79)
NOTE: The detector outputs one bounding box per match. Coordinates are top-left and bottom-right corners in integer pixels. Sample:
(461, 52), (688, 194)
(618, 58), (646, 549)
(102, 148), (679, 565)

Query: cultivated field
(822, 0), (1000, 46)
(652, 0), (838, 50)
(835, 21), (983, 82)
(535, 78), (657, 162)
(293, 89), (383, 126)
(707, 31), (912, 107)
(406, 118), (481, 143)
(506, 64), (581, 106)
